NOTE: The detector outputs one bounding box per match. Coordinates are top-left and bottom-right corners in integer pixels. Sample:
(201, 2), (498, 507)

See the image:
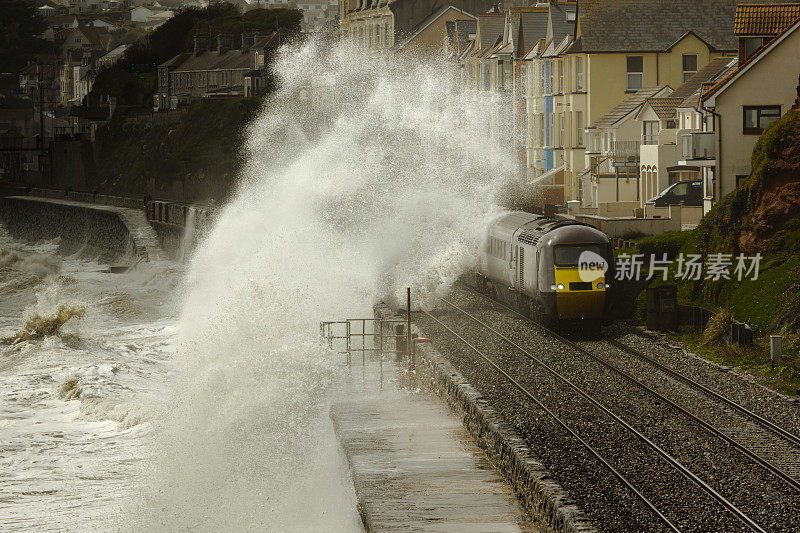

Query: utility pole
(38, 62), (45, 142)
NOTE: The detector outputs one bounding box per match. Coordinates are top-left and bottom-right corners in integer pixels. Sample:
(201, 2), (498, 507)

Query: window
(538, 114), (544, 146)
(554, 245), (602, 267)
(704, 114), (715, 132)
(519, 65), (527, 95)
(590, 131), (600, 153)
(576, 56), (584, 91)
(671, 182), (689, 197)
(745, 37), (763, 60)
(743, 105), (781, 134)
(558, 60), (564, 92)
(539, 62), (545, 94)
(643, 121), (659, 145)
(626, 56), (643, 91)
(576, 111), (584, 146)
(559, 114), (565, 147)
(548, 60), (554, 93)
(498, 61), (505, 89)
(682, 54), (697, 82)
(549, 113), (554, 146)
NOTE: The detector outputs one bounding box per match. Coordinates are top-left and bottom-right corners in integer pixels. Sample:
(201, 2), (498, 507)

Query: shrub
(638, 230), (693, 259)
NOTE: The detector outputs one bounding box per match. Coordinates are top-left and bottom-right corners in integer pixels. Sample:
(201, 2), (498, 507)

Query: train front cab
(537, 226), (613, 323)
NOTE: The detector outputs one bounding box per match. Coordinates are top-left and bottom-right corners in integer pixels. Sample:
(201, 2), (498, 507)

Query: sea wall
(374, 303), (595, 533)
(0, 190), (213, 261)
(0, 196), (139, 263)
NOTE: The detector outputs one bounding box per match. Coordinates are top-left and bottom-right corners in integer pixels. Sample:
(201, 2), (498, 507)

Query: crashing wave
(1, 303), (87, 345)
(58, 375), (146, 429)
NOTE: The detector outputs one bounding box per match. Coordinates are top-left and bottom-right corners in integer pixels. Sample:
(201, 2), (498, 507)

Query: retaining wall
(374, 303), (595, 533)
(0, 196), (138, 262)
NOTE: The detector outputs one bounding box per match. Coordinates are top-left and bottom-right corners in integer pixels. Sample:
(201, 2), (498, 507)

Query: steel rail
(436, 299), (766, 533)
(419, 310), (682, 533)
(462, 283), (800, 492)
(602, 336), (800, 449)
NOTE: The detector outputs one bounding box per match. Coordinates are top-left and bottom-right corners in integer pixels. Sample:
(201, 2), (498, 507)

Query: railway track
(415, 286), (800, 531)
(463, 283), (800, 489)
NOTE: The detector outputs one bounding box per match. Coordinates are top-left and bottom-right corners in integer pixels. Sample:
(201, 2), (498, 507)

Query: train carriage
(477, 211), (614, 328)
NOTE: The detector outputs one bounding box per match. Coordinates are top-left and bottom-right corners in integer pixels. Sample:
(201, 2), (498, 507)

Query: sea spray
(133, 40), (517, 531)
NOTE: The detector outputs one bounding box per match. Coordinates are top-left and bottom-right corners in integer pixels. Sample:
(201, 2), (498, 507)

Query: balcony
(612, 140), (640, 167)
(681, 132), (715, 161)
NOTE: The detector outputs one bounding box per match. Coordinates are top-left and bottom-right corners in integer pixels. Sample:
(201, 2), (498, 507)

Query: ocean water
(0, 226), (178, 531)
(1, 40), (515, 532)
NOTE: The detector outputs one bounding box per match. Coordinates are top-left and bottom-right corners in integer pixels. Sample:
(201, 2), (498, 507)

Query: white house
(582, 86), (671, 210)
(91, 19), (119, 31)
(131, 6), (155, 22)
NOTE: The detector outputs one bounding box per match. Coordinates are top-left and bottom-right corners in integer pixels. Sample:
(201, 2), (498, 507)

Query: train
(473, 211), (614, 329)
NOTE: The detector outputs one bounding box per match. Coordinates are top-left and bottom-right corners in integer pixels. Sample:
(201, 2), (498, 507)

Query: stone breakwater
(374, 303), (594, 533)
(0, 196), (164, 264)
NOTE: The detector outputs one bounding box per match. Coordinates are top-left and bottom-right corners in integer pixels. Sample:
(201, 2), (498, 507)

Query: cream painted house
(697, 4), (800, 213)
(583, 86), (671, 208)
(392, 6), (477, 55)
(634, 56), (736, 207)
(557, 0), (754, 205)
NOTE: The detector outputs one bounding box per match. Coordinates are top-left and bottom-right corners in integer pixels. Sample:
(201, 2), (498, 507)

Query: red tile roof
(734, 3), (800, 35)
(704, 16), (800, 102)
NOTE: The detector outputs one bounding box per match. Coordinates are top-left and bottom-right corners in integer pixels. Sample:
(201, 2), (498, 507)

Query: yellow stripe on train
(554, 267), (606, 320)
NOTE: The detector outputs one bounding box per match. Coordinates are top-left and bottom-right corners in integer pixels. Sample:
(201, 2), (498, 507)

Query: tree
(0, 0), (50, 73)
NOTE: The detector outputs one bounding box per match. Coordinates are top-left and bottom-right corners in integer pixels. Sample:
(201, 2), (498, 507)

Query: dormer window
(744, 37), (765, 60)
(566, 11), (575, 22)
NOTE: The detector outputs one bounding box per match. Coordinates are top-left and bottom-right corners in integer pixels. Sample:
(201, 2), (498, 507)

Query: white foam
(132, 40), (514, 531)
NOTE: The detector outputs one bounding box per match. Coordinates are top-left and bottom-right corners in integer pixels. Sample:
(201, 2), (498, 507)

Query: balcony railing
(612, 140), (640, 165)
(682, 132), (715, 160)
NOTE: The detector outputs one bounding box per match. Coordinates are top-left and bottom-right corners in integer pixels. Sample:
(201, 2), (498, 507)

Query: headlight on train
(557, 284), (565, 291)
(550, 284), (557, 291)
(597, 282), (605, 290)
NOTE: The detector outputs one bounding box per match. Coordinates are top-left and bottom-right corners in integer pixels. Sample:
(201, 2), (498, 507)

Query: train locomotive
(475, 211), (614, 328)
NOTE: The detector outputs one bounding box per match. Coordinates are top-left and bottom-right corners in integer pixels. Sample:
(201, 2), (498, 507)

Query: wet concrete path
(331, 360), (544, 532)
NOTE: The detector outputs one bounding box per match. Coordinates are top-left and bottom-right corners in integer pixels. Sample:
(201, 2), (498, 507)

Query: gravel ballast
(414, 285), (800, 532)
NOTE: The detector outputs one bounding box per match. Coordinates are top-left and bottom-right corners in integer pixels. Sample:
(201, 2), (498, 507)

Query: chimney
(241, 32), (256, 53)
(218, 33), (235, 55)
(194, 35), (209, 56)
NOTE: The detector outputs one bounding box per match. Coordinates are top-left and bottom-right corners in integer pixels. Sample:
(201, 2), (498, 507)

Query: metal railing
(320, 317), (408, 365)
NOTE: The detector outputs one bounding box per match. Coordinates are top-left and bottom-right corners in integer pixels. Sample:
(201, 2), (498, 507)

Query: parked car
(646, 179), (702, 207)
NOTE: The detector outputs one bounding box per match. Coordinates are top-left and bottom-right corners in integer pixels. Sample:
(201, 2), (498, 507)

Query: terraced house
(339, 0), (492, 52)
(155, 33), (278, 110)
(498, 0), (796, 207)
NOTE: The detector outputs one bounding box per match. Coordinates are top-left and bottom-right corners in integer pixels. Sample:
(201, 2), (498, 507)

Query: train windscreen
(553, 244), (604, 267)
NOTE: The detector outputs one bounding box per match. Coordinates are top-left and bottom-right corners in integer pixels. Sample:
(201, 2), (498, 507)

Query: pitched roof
(646, 97), (684, 119)
(703, 16), (800, 105)
(475, 13), (504, 51)
(589, 86), (670, 129)
(549, 2), (576, 46)
(735, 2), (800, 35)
(393, 5), (476, 51)
(159, 33), (277, 71)
(76, 25), (112, 49)
(641, 57), (736, 117)
(573, 0), (800, 53)
(445, 19), (477, 58)
(509, 7), (549, 58)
